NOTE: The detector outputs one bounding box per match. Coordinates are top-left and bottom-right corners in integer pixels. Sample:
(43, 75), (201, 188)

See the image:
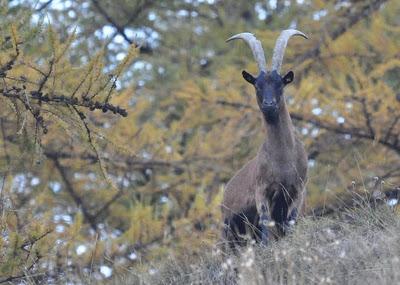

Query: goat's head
(227, 30), (308, 124)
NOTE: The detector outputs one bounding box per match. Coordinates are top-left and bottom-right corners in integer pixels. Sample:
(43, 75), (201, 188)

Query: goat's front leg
(284, 186), (306, 234)
(283, 207), (297, 234)
(256, 188), (271, 246)
(284, 183), (306, 233)
(259, 204), (270, 245)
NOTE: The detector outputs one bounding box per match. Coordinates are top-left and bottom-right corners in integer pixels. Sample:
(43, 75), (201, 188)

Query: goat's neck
(263, 100), (295, 150)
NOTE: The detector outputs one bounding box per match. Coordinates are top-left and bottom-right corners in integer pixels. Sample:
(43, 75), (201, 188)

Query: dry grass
(115, 203), (400, 285)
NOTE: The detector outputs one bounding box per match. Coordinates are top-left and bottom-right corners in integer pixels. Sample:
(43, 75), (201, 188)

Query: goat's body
(222, 108), (308, 247)
(223, 29), (309, 248)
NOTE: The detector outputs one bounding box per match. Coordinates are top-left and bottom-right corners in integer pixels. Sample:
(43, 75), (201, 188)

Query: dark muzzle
(261, 102), (279, 123)
(261, 101), (278, 113)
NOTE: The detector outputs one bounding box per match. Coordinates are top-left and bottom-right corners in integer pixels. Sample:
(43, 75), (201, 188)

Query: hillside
(117, 203), (400, 285)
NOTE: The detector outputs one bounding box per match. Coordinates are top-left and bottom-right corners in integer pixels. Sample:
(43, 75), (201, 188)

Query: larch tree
(0, 0), (398, 282)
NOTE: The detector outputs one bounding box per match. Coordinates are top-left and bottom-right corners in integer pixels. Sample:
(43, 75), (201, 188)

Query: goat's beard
(263, 109), (279, 124)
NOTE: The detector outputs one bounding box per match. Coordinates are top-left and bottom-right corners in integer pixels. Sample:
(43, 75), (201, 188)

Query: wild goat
(221, 30), (308, 247)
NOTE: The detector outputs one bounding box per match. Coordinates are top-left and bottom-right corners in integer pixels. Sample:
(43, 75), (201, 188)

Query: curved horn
(226, 32), (267, 73)
(270, 29), (308, 73)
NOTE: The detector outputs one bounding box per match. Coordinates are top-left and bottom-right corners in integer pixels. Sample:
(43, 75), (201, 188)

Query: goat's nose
(262, 100), (276, 108)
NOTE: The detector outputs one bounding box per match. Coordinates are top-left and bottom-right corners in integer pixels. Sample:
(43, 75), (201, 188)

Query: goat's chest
(257, 158), (300, 188)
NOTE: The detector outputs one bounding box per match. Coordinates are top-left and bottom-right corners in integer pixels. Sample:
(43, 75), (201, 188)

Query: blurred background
(0, 0), (399, 282)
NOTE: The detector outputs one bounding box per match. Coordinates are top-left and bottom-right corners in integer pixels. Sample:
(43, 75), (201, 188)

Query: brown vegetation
(127, 203), (400, 285)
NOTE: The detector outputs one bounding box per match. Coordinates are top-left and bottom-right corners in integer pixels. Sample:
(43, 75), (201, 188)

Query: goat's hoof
(283, 220), (296, 234)
(261, 238), (269, 247)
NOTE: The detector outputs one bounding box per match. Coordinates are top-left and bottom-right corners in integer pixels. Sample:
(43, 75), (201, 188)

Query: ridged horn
(270, 29), (308, 73)
(226, 32), (267, 73)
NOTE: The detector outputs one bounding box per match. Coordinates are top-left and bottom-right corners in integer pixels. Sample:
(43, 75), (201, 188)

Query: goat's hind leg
(221, 213), (251, 252)
(221, 218), (240, 252)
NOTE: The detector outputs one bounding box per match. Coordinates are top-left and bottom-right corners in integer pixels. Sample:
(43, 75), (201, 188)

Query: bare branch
(0, 88), (128, 117)
(290, 113), (400, 156)
(91, 0), (133, 44)
(52, 158), (98, 231)
(35, 0), (54, 12)
(360, 98), (375, 138)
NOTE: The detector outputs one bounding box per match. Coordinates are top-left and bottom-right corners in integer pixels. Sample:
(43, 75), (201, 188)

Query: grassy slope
(115, 203), (400, 285)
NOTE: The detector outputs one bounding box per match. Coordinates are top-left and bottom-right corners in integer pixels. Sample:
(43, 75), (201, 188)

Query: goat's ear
(282, 71), (294, 86)
(242, 70), (256, 85)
